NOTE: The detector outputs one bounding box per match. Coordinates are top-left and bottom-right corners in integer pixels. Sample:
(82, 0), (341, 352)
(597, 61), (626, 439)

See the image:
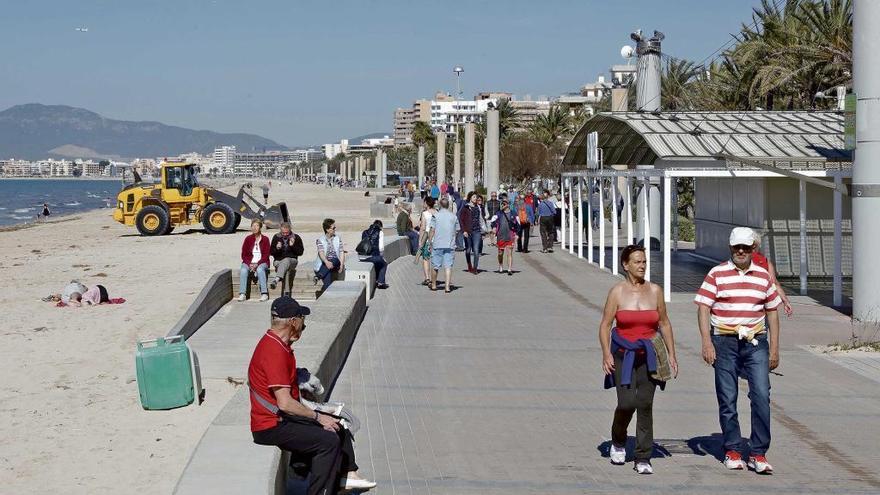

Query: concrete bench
(173, 281), (367, 495)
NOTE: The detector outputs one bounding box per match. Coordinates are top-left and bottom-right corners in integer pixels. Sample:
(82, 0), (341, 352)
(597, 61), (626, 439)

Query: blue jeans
(315, 258), (341, 290)
(239, 262), (268, 295)
(402, 230), (420, 255)
(362, 255), (387, 284)
(712, 333), (771, 455)
(464, 232), (481, 270)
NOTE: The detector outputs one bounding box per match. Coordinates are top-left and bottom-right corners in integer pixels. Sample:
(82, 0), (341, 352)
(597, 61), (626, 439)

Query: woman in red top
(752, 234), (793, 317)
(239, 219), (271, 302)
(599, 245), (678, 474)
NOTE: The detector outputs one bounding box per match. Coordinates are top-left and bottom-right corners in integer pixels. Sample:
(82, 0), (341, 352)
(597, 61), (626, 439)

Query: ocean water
(0, 179), (123, 227)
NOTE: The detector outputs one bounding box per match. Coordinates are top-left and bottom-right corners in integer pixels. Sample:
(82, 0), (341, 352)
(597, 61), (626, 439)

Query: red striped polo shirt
(694, 260), (781, 333)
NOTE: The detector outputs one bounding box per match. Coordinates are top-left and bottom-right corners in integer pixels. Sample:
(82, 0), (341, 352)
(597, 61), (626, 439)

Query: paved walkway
(332, 239), (880, 494)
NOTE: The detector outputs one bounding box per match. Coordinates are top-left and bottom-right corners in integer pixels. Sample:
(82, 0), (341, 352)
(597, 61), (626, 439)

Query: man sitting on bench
(249, 296), (376, 494)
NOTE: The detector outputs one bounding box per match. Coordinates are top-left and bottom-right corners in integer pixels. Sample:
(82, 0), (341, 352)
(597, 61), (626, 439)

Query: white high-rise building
(322, 139), (349, 159)
(430, 98), (496, 135)
(213, 146), (236, 177)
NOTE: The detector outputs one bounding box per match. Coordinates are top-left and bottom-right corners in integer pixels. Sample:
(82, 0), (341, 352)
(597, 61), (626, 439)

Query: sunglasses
(731, 244), (754, 252)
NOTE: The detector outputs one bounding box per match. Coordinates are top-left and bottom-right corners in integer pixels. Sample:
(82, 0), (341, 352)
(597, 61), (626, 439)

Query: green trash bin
(136, 335), (194, 410)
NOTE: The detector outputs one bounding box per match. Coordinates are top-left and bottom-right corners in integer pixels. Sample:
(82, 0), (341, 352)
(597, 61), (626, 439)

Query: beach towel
(55, 298), (126, 307)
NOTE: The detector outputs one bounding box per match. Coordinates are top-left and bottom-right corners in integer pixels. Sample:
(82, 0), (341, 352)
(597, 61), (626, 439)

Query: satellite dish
(620, 45), (635, 59)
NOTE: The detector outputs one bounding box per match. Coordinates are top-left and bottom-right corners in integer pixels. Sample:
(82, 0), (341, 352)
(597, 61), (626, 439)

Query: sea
(0, 178), (123, 227)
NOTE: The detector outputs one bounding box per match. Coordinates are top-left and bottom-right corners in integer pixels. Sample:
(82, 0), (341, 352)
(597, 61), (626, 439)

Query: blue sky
(1, 0), (764, 146)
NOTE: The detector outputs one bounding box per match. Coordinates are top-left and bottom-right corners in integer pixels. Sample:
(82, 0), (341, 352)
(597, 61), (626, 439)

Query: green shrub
(677, 215), (695, 242)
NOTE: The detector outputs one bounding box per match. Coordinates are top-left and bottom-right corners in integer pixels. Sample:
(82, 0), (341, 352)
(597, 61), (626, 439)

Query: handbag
(355, 237), (372, 256)
(650, 332), (673, 382)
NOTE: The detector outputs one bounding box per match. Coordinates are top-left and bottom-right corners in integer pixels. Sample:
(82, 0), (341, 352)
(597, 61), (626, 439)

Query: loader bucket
(261, 202), (289, 229)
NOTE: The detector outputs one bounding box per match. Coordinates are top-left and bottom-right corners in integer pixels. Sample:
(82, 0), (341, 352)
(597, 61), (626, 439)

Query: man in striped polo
(695, 226), (781, 474)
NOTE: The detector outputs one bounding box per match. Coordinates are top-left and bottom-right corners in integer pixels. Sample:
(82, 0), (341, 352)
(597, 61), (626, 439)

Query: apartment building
(213, 146), (236, 176)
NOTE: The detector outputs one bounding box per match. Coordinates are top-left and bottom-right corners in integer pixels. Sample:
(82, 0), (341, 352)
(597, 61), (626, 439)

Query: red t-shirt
(752, 251), (769, 271)
(248, 330), (299, 432)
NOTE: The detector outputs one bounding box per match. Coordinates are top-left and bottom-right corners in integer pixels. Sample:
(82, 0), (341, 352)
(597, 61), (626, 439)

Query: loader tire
(232, 213), (242, 232)
(136, 206), (170, 236)
(203, 203), (235, 234)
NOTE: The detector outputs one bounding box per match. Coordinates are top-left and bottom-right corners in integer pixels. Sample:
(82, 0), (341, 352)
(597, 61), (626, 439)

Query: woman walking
(417, 197), (437, 286)
(599, 245), (678, 474)
(489, 199), (519, 275)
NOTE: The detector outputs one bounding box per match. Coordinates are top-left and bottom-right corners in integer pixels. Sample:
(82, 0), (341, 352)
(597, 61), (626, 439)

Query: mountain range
(0, 104), (284, 160)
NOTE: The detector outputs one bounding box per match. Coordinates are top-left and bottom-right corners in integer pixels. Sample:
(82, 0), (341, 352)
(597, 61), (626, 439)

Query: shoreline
(0, 176), (123, 181)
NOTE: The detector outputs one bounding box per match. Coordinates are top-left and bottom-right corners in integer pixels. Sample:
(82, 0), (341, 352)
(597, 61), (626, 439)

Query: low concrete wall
(173, 281), (367, 495)
(167, 268), (233, 340)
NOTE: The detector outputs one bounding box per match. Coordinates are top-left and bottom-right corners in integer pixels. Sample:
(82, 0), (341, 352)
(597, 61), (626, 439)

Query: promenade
(332, 241), (880, 494)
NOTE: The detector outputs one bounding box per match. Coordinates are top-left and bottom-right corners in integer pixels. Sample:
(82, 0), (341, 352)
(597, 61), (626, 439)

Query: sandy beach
(0, 182), (380, 494)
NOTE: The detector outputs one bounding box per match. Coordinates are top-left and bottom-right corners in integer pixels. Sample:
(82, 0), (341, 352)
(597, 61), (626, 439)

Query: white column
(587, 177), (594, 264)
(625, 178), (633, 246)
(485, 109), (500, 194)
(436, 132), (446, 185)
(799, 180), (808, 295)
(833, 175), (843, 307)
(568, 179), (575, 255)
(663, 176), (672, 302)
(598, 178), (606, 270)
(577, 178), (584, 259)
(561, 178), (567, 251)
(464, 123), (475, 193)
(611, 177), (619, 275)
(643, 177), (651, 282)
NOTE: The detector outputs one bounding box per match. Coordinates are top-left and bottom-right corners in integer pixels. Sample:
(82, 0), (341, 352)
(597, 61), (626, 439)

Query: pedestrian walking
(417, 197), (437, 286)
(459, 191), (483, 274)
(694, 227), (782, 474)
(428, 197), (460, 293)
(485, 191), (500, 247)
(489, 199), (519, 275)
(752, 233), (793, 317)
(514, 197), (534, 253)
(536, 190), (557, 253)
(599, 245), (677, 474)
(261, 183), (270, 203)
(40, 203), (51, 222)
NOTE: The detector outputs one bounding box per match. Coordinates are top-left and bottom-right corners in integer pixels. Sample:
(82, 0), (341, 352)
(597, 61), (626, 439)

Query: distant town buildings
(322, 139), (349, 159)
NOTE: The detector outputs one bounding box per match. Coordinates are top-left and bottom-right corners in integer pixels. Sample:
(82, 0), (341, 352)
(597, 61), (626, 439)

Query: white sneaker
(747, 455), (773, 474)
(610, 444), (626, 465)
(259, 294), (269, 302)
(238, 294), (246, 302)
(634, 461), (653, 474)
(340, 477), (377, 491)
(724, 451), (746, 470)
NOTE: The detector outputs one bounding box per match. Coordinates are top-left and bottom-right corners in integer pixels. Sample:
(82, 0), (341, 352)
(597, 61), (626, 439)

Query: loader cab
(161, 163), (200, 201)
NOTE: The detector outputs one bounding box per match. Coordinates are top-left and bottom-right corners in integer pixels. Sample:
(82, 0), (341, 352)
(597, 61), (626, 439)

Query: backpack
(356, 228), (375, 256)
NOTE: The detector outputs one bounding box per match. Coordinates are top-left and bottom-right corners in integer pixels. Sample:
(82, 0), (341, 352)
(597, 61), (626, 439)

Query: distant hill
(0, 104), (287, 160)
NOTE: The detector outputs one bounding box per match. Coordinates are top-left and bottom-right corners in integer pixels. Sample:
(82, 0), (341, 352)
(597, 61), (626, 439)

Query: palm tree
(496, 99), (521, 141)
(529, 105), (573, 148)
(661, 58), (702, 111)
(411, 120), (434, 148)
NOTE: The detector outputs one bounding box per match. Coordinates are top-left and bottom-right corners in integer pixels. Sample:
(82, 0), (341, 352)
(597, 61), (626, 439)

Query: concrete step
(232, 269), (323, 301)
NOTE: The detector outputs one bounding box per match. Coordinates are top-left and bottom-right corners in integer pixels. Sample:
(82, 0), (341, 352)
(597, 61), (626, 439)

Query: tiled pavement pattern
(332, 240), (880, 494)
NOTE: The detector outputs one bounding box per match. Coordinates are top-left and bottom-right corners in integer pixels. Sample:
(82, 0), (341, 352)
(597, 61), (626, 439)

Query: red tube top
(615, 310), (659, 342)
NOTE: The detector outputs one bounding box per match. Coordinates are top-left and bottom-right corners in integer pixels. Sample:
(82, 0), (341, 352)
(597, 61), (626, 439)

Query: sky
(0, 0), (765, 147)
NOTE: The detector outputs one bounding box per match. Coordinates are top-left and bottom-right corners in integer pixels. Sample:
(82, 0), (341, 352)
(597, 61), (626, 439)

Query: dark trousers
(517, 223), (531, 252)
(362, 255), (387, 284)
(611, 353), (657, 461)
(712, 333), (771, 455)
(253, 419), (358, 495)
(402, 230), (420, 255)
(539, 217), (555, 250)
(315, 258), (341, 290)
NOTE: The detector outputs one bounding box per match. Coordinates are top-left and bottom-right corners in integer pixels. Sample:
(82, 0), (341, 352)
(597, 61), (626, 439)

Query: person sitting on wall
(270, 221), (304, 295)
(395, 203), (420, 255)
(313, 218), (345, 291)
(358, 220), (389, 290)
(249, 296), (376, 494)
(239, 219), (271, 302)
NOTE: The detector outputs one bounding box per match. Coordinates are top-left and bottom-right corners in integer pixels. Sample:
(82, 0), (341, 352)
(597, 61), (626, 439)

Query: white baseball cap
(729, 227), (756, 246)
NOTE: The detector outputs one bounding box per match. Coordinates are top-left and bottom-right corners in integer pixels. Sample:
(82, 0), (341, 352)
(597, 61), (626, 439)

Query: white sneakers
(239, 294), (270, 302)
(634, 461), (653, 475)
(609, 444), (626, 465)
(340, 477), (377, 491)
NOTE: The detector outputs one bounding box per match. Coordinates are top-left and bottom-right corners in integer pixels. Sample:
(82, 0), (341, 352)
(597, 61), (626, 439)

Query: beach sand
(0, 182), (381, 494)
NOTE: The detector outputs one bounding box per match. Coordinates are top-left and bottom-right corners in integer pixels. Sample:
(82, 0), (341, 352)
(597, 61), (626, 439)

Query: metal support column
(833, 175), (843, 307)
(561, 179), (567, 251)
(663, 176), (672, 302)
(643, 177), (651, 282)
(625, 178), (633, 246)
(611, 178), (619, 275)
(799, 180), (808, 295)
(577, 178), (584, 259)
(568, 179), (575, 255)
(587, 178), (594, 264)
(598, 178), (606, 269)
